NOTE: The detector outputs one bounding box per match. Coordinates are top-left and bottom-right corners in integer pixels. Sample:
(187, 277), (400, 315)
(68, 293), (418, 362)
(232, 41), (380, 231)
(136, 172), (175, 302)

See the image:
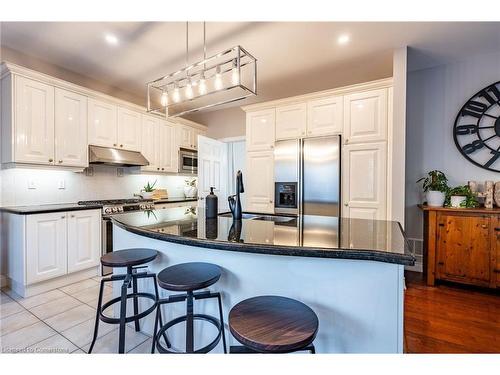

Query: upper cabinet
(159, 121), (179, 173)
(141, 117), (179, 173)
(55, 88), (88, 167)
(141, 115), (160, 172)
(307, 96), (343, 136)
(117, 107), (142, 151)
(246, 109), (276, 151)
(343, 88), (387, 144)
(88, 98), (117, 148)
(14, 76), (55, 165)
(276, 103), (307, 140)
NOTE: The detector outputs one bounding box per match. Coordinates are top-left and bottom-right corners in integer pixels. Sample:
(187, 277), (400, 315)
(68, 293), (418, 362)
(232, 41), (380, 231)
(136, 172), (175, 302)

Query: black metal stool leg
(186, 291), (194, 353)
(152, 275), (171, 348)
(132, 272), (140, 332)
(88, 279), (105, 354)
(216, 293), (227, 354)
(118, 275), (130, 354)
(151, 304), (160, 354)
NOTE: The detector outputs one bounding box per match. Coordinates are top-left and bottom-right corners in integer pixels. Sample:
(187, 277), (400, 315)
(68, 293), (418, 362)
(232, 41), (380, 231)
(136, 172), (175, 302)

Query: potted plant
(141, 180), (157, 199)
(417, 170), (449, 207)
(445, 185), (479, 208)
(184, 179), (198, 198)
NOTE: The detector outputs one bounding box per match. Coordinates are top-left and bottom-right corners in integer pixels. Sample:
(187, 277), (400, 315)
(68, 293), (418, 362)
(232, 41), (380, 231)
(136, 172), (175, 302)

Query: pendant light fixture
(147, 22), (257, 117)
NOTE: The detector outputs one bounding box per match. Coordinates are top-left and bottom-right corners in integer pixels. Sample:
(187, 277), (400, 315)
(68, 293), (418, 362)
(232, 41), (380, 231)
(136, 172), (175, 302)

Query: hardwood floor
(404, 271), (500, 353)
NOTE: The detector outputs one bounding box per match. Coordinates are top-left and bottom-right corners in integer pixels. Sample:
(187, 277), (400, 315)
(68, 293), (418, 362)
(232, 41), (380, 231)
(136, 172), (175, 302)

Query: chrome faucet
(228, 170), (244, 220)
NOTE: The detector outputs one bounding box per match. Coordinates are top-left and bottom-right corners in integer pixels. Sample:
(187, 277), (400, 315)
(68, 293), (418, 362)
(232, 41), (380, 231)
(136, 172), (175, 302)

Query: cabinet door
(141, 115), (160, 172)
(246, 109), (276, 151)
(159, 121), (179, 172)
(245, 150), (274, 213)
(276, 103), (307, 140)
(54, 88), (88, 167)
(117, 107), (142, 151)
(342, 142), (387, 220)
(494, 216), (500, 288)
(178, 125), (195, 149)
(307, 96), (343, 136)
(26, 213), (67, 284)
(15, 76), (55, 165)
(343, 88), (387, 144)
(67, 209), (101, 273)
(192, 127), (207, 150)
(88, 98), (117, 147)
(436, 214), (491, 286)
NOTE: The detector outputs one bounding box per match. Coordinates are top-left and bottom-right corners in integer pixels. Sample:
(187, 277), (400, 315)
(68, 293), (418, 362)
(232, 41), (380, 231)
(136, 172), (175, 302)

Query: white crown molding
(241, 77), (394, 112)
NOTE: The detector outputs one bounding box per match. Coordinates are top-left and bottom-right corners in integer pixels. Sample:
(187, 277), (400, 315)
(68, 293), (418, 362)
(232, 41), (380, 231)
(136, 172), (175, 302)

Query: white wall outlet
(58, 180), (66, 189)
(27, 180), (36, 189)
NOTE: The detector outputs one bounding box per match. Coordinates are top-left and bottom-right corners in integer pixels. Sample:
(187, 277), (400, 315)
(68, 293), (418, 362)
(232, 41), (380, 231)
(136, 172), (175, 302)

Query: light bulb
(231, 59), (239, 85)
(185, 78), (193, 99)
(173, 83), (181, 103)
(214, 65), (223, 90)
(160, 91), (168, 106)
(198, 73), (207, 95)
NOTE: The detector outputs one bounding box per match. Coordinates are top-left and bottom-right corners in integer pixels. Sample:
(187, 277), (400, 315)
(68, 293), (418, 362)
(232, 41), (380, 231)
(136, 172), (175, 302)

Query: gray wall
(406, 51), (500, 239)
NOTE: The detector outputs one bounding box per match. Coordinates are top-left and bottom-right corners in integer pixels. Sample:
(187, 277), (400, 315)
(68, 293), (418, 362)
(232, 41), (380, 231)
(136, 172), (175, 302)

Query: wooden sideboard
(419, 205), (499, 289)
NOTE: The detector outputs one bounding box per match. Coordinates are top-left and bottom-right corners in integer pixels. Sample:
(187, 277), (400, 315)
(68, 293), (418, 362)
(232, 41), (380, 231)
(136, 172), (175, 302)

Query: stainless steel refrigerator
(274, 136), (341, 217)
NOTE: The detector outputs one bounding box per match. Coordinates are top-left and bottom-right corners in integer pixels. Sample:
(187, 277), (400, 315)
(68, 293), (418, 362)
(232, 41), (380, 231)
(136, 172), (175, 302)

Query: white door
(54, 88), (88, 167)
(246, 109), (276, 151)
(342, 142), (387, 220)
(276, 103), (307, 140)
(178, 125), (195, 149)
(26, 212), (67, 284)
(197, 135), (228, 211)
(67, 209), (101, 273)
(15, 76), (55, 165)
(117, 107), (142, 151)
(88, 98), (117, 147)
(159, 121), (179, 173)
(343, 88), (387, 144)
(141, 115), (160, 172)
(307, 96), (343, 136)
(245, 150), (274, 214)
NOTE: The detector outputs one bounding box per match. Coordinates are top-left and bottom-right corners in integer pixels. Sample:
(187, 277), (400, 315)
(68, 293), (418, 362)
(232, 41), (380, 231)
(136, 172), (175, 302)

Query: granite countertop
(0, 202), (103, 215)
(153, 197), (197, 204)
(112, 206), (415, 266)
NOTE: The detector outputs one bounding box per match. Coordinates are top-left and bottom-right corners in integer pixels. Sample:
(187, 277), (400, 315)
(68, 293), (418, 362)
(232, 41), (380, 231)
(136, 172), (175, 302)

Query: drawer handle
(495, 228), (500, 231)
(437, 262), (444, 265)
(438, 223), (444, 227)
(494, 269), (500, 273)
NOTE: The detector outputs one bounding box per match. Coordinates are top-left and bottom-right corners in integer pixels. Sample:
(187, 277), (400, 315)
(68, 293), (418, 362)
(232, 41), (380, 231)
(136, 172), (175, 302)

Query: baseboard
(0, 274), (7, 288)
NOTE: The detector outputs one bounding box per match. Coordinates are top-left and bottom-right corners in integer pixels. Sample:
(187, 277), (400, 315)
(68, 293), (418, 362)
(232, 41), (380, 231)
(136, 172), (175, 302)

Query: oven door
(179, 149), (198, 173)
(101, 217), (113, 276)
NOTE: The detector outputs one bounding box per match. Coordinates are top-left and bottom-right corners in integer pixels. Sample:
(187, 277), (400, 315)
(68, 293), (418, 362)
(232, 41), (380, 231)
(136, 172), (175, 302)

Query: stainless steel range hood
(89, 145), (149, 167)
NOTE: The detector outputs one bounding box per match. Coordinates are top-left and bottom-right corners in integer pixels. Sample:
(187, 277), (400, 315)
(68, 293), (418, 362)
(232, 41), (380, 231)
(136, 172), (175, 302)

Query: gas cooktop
(78, 199), (153, 206)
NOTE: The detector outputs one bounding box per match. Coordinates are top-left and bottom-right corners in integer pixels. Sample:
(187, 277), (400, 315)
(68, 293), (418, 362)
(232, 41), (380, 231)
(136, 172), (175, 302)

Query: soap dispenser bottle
(205, 187), (218, 219)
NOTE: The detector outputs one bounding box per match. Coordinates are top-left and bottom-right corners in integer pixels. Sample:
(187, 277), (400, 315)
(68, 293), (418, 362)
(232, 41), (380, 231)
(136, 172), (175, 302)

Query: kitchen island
(111, 206), (414, 353)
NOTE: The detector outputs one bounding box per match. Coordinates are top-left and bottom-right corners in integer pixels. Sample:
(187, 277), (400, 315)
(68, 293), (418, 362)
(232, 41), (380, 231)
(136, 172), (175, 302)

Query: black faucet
(228, 170), (244, 220)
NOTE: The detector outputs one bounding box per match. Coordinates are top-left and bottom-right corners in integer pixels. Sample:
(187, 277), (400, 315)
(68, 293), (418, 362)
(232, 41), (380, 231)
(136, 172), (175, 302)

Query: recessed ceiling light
(337, 34), (350, 45)
(104, 33), (119, 46)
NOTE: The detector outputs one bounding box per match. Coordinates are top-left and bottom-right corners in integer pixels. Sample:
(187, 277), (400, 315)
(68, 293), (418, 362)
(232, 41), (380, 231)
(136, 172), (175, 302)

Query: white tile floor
(0, 277), (150, 354)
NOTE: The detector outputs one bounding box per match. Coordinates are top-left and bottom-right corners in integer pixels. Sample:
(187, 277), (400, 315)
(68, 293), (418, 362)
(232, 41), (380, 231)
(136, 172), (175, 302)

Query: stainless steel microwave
(179, 148), (198, 173)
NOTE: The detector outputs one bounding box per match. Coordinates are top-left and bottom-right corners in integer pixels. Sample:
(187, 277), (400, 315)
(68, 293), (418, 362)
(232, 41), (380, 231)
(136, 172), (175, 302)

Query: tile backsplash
(0, 166), (196, 206)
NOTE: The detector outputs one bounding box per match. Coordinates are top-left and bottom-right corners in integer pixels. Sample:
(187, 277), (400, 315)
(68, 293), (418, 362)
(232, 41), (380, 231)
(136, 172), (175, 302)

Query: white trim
(218, 136), (246, 143)
(0, 275), (7, 288)
(241, 77), (394, 112)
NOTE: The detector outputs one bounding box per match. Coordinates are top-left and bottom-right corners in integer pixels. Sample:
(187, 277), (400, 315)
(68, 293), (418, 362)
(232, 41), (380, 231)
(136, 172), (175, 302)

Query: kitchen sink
(218, 212), (296, 223)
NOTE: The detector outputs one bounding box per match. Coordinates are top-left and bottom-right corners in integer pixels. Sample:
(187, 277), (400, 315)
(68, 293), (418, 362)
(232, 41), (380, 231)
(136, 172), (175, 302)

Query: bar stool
(88, 248), (166, 354)
(228, 295), (318, 354)
(151, 262), (227, 354)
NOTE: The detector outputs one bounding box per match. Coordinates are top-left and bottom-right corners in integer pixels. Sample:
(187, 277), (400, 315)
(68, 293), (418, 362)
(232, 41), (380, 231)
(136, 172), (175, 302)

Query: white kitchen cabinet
(117, 107), (142, 151)
(246, 109), (276, 151)
(342, 142), (387, 220)
(343, 89), (387, 144)
(67, 210), (101, 273)
(276, 103), (307, 140)
(88, 98), (117, 148)
(307, 96), (343, 136)
(141, 115), (160, 172)
(178, 125), (196, 150)
(159, 121), (179, 172)
(14, 76), (55, 165)
(54, 88), (88, 167)
(26, 212), (68, 284)
(245, 150), (275, 213)
(193, 127), (207, 150)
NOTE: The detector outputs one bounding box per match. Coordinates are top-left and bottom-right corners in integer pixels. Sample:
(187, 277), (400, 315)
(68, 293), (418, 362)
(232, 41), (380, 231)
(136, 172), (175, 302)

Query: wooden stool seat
(157, 262), (221, 292)
(229, 295), (319, 353)
(100, 248), (158, 268)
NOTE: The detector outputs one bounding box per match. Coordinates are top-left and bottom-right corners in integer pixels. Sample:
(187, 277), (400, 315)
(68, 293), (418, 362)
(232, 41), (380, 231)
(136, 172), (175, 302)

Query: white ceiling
(1, 22), (499, 109)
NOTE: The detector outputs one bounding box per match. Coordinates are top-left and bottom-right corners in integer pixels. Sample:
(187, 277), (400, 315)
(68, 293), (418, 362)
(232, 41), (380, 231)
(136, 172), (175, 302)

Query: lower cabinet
(25, 209), (101, 285)
(245, 150), (275, 214)
(422, 207), (499, 289)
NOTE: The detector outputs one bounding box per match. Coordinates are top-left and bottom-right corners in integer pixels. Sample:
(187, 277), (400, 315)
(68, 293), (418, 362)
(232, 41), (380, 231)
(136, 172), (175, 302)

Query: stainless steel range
(78, 199), (155, 275)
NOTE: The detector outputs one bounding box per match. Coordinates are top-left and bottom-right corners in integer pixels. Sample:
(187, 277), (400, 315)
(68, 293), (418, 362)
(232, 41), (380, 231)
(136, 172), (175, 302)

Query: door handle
(438, 261), (444, 265)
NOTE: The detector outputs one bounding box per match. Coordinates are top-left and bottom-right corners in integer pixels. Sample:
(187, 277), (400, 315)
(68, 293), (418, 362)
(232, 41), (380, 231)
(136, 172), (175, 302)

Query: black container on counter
(205, 187), (218, 219)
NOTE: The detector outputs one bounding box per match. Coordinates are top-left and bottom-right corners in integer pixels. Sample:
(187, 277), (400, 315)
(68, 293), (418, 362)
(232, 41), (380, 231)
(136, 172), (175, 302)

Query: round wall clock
(453, 81), (500, 172)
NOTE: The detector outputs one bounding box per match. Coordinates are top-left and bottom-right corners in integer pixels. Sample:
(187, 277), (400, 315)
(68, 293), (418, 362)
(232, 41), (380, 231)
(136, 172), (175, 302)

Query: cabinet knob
(161, 168), (165, 171)
(58, 160), (63, 164)
(199, 197), (204, 200)
(48, 158), (53, 162)
(481, 224), (488, 229)
(120, 144), (123, 147)
(270, 145), (274, 149)
(344, 203), (349, 207)
(269, 200), (273, 203)
(70, 214), (75, 218)
(61, 216), (65, 219)
(494, 269), (500, 273)
(113, 143), (117, 147)
(438, 262), (444, 266)
(344, 139), (349, 144)
(157, 168), (160, 171)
